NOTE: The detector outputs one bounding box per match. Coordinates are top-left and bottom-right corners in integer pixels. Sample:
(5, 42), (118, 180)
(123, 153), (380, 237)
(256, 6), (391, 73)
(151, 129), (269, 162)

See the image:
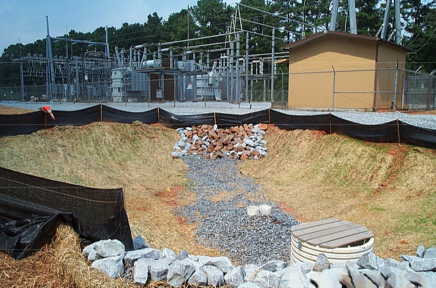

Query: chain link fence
(1, 68), (434, 111)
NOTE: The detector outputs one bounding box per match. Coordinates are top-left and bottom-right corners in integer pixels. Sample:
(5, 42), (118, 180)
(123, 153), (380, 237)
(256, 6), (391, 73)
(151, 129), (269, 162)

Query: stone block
(94, 239), (125, 258)
(424, 247), (436, 259)
(124, 248), (161, 265)
(150, 258), (171, 282)
(224, 266), (245, 288)
(167, 259), (197, 287)
(253, 270), (281, 288)
(261, 260), (288, 272)
(244, 263), (261, 282)
(91, 255), (124, 279)
(204, 265), (225, 287)
(132, 236), (149, 250)
(280, 265), (310, 288)
(188, 267), (208, 286)
(162, 247), (176, 260)
(416, 245), (426, 258)
(134, 258), (150, 284)
(202, 256), (233, 273)
(313, 253), (331, 272)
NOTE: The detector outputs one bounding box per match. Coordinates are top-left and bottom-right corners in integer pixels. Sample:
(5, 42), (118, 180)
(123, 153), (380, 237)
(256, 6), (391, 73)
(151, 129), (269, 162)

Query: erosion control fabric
(0, 104), (435, 149)
(0, 167), (133, 260)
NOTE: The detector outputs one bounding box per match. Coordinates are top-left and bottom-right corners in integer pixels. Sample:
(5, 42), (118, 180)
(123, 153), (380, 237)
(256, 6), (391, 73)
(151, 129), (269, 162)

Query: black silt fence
(330, 115), (399, 143)
(215, 110), (269, 128)
(102, 106), (158, 124)
(399, 123), (436, 149)
(158, 109), (215, 129)
(270, 110), (330, 132)
(0, 167), (133, 260)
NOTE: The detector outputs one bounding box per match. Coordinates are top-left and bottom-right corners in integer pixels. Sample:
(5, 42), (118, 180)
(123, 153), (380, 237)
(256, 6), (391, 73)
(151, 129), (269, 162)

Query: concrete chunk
(307, 268), (352, 288)
(132, 235), (149, 250)
(188, 267), (208, 287)
(253, 270), (281, 288)
(203, 256), (233, 273)
(424, 247), (436, 259)
(150, 258), (171, 282)
(244, 263), (261, 282)
(313, 253), (331, 272)
(416, 245), (426, 258)
(124, 248), (162, 265)
(134, 258), (150, 284)
(261, 260), (288, 272)
(204, 265), (225, 287)
(91, 255), (124, 279)
(279, 265), (310, 288)
(167, 259), (197, 287)
(175, 249), (189, 260)
(162, 247), (177, 260)
(224, 266), (245, 288)
(94, 239), (125, 258)
(239, 282), (262, 288)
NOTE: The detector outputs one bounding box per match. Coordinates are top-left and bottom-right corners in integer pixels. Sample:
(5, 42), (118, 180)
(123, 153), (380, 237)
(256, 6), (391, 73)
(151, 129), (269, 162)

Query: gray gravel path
(174, 155), (299, 266)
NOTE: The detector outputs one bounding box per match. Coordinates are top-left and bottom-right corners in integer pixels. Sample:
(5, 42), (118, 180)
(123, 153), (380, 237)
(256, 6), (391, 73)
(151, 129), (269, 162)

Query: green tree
(404, 1), (436, 71)
(162, 9), (198, 44)
(192, 0), (233, 40)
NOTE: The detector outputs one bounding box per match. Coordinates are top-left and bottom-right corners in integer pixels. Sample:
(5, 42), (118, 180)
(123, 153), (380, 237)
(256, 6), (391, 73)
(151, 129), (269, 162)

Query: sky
(0, 0), (235, 56)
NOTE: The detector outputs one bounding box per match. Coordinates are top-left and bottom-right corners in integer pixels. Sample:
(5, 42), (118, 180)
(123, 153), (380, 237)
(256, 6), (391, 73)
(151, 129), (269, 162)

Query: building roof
(281, 30), (414, 52)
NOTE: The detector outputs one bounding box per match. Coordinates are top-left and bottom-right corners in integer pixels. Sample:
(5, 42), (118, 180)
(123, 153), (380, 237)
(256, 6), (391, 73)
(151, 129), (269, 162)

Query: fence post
(397, 119), (401, 144)
(427, 75), (431, 111)
(158, 107), (160, 123)
(331, 66), (336, 111)
(281, 72), (284, 109)
(271, 29), (275, 103)
(393, 60), (399, 110)
(268, 108), (271, 124)
(214, 112), (216, 125)
(100, 103), (103, 122)
(413, 69), (418, 110)
(329, 113), (332, 134)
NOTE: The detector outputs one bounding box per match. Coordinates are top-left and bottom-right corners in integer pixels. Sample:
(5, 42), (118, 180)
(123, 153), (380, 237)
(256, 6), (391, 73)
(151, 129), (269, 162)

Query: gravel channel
(174, 155), (300, 266)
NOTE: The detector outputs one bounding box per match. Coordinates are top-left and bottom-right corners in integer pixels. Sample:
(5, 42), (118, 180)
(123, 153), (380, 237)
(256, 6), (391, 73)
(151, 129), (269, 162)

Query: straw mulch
(53, 225), (138, 288)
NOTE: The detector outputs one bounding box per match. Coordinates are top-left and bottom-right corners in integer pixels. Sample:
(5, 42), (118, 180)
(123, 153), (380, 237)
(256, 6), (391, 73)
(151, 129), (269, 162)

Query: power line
(407, 26), (436, 54)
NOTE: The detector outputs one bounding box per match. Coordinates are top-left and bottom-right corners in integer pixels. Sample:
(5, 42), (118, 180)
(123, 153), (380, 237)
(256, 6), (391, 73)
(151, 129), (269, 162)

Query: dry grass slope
(1, 105), (435, 286)
(238, 127), (436, 259)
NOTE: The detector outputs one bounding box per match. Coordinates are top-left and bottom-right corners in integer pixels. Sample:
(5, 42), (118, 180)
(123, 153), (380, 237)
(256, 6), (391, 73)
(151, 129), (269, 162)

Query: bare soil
(1, 104), (436, 287)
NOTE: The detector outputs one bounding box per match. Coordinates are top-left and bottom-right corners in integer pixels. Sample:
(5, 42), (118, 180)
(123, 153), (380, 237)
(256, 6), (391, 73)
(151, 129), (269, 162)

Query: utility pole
(271, 29), (275, 102)
(19, 38), (24, 101)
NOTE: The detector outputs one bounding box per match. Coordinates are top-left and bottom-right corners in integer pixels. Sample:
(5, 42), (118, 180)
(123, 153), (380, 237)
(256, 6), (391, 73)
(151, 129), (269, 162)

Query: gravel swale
(174, 155), (300, 266)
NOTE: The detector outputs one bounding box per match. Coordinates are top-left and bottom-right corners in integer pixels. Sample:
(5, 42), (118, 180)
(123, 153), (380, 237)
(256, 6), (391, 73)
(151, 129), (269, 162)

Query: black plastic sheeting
(45, 105), (102, 128)
(331, 116), (399, 143)
(0, 167), (133, 260)
(0, 111), (45, 137)
(399, 123), (436, 149)
(102, 105), (158, 124)
(215, 110), (269, 128)
(270, 110), (330, 132)
(1, 105), (435, 149)
(159, 109), (215, 129)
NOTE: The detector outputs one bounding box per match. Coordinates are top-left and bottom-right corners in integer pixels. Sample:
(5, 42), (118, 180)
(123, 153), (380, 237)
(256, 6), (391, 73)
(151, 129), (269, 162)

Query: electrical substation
(10, 0), (422, 110)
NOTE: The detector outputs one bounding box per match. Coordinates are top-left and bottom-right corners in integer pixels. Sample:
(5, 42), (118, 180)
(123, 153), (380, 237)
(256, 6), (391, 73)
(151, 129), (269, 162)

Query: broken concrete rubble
(172, 123), (268, 160)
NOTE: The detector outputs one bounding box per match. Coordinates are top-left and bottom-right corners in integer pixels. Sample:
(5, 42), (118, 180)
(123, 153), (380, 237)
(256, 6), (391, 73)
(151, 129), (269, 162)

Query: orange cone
(41, 105), (55, 120)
